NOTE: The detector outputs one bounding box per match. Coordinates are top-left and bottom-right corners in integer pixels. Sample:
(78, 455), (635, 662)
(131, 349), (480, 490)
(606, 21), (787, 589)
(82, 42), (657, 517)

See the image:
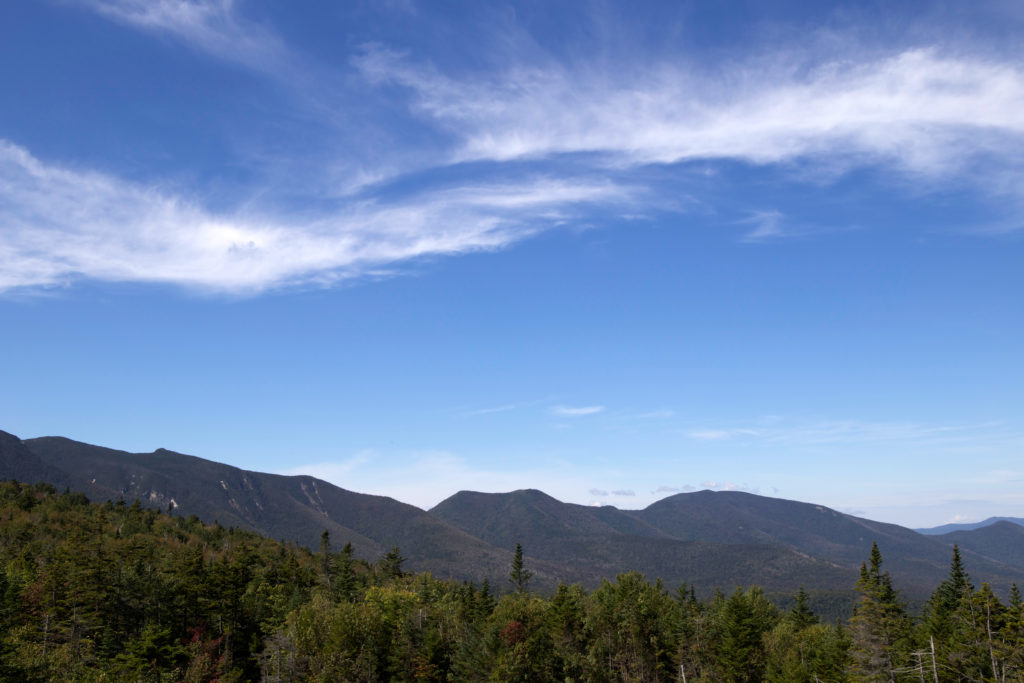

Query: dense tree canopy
(0, 480), (1022, 681)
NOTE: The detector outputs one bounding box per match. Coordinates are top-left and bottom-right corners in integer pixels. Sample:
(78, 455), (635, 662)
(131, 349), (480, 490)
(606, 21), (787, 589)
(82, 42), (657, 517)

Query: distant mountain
(916, 516), (1024, 535)
(631, 489), (1016, 596)
(933, 521), (1024, 569)
(431, 489), (672, 547)
(433, 488), (1024, 600)
(431, 489), (855, 594)
(5, 428), (1024, 603)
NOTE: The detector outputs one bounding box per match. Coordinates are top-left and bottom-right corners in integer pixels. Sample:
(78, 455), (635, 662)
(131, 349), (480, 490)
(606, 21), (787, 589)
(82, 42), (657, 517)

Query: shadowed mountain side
(634, 489), (1024, 596)
(15, 434), (557, 586)
(8, 430), (1024, 601)
(934, 522), (1024, 569)
(430, 489), (673, 548)
(431, 489), (856, 594)
(0, 430), (74, 489)
(433, 488), (1024, 600)
(514, 534), (856, 595)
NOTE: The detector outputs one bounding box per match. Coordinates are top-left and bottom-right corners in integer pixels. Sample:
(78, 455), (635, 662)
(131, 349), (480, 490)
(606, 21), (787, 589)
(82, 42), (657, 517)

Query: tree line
(0, 480), (1022, 681)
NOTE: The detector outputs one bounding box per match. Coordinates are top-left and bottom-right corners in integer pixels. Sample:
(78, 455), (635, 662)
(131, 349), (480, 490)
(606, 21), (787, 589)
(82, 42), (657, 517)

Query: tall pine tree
(849, 542), (909, 682)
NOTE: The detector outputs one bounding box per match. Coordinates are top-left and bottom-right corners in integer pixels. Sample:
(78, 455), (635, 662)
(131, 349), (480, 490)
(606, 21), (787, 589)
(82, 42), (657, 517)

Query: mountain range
(916, 516), (1024, 535)
(2, 428), (1022, 605)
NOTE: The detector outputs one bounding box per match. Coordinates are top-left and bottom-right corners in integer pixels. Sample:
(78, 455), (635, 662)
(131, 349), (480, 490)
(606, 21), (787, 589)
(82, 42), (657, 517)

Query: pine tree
(478, 578), (496, 618)
(509, 542), (533, 593)
(1004, 583), (1024, 679)
(379, 546), (405, 581)
(317, 529), (333, 589)
(789, 586), (817, 630)
(336, 541), (357, 602)
(715, 586), (778, 682)
(919, 544), (975, 678)
(849, 542), (909, 682)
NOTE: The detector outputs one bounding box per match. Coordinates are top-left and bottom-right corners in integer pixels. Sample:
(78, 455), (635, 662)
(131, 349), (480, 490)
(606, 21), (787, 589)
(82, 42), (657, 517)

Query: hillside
(934, 521), (1024, 569)
(4, 431), (547, 586)
(631, 489), (1024, 596)
(433, 488), (1024, 600)
(5, 428), (1024, 602)
(431, 489), (857, 596)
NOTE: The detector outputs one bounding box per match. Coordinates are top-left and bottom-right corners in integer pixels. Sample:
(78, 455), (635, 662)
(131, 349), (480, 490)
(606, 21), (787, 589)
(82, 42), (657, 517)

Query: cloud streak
(78, 0), (290, 75)
(358, 46), (1024, 180)
(284, 450), (602, 510)
(684, 417), (1011, 447)
(7, 10), (1024, 295)
(551, 405), (605, 417)
(0, 141), (628, 293)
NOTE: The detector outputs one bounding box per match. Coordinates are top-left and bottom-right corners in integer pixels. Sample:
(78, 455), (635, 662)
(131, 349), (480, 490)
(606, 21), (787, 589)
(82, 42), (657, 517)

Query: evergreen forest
(1, 480), (1023, 682)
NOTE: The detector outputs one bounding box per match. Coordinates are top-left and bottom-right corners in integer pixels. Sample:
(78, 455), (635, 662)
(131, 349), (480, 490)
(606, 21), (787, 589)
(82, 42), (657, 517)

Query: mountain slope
(0, 430), (73, 488)
(431, 489), (857, 595)
(7, 429), (1024, 601)
(433, 487), (1024, 600)
(636, 490), (1024, 596)
(431, 489), (672, 548)
(8, 432), (536, 585)
(934, 522), (1024, 569)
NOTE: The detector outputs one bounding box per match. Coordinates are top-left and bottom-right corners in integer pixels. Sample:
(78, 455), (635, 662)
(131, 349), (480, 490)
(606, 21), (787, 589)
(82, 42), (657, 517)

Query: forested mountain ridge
(934, 521), (1024, 569)
(430, 489), (859, 597)
(431, 488), (1024, 600)
(630, 489), (1021, 597)
(3, 429), (1024, 603)
(0, 431), (566, 588)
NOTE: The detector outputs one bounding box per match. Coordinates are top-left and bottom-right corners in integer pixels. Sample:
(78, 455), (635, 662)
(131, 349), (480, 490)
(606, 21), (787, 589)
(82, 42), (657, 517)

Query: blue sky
(1, 0), (1022, 527)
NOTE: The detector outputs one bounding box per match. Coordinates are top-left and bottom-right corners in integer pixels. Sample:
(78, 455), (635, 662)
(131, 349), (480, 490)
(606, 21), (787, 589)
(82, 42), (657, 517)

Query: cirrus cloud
(0, 141), (629, 293)
(551, 405), (605, 417)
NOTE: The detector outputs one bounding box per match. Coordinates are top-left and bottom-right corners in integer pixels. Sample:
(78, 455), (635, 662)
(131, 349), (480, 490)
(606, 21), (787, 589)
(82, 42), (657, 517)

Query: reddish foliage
(500, 620), (526, 646)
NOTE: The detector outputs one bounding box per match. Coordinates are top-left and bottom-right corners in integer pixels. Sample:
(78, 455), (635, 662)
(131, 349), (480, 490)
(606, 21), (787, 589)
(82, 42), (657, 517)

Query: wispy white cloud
(738, 210), (786, 242)
(283, 450), (373, 483)
(357, 46), (1024, 183)
(589, 488), (608, 497)
(698, 481), (761, 495)
(13, 12), (1024, 296)
(0, 141), (629, 293)
(551, 405), (605, 417)
(684, 417), (1010, 446)
(611, 489), (635, 497)
(78, 0), (289, 75)
(687, 429), (734, 441)
(460, 404), (519, 417)
(284, 450), (602, 509)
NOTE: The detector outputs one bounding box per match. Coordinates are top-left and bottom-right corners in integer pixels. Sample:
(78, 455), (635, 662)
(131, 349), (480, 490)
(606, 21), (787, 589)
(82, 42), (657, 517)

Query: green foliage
(585, 572), (680, 681)
(0, 479), (317, 680)
(3, 481), (1024, 682)
(711, 586), (779, 682)
(848, 542), (911, 681)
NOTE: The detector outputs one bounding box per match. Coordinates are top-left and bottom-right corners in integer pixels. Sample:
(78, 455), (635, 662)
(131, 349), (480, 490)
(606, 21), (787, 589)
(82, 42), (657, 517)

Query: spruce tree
(920, 544), (975, 675)
(789, 586), (817, 630)
(849, 542), (909, 682)
(336, 542), (357, 601)
(379, 546), (405, 580)
(509, 542), (533, 593)
(317, 529), (333, 589)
